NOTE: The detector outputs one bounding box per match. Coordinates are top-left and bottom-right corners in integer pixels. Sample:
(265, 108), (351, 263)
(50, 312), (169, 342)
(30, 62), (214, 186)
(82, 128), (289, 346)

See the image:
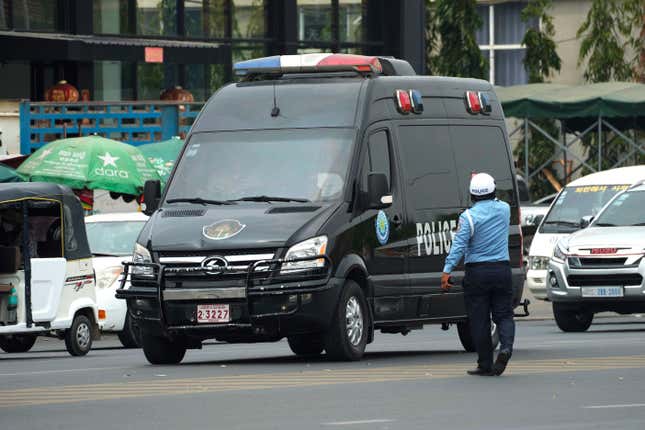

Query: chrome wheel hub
(77, 322), (91, 349)
(345, 296), (364, 346)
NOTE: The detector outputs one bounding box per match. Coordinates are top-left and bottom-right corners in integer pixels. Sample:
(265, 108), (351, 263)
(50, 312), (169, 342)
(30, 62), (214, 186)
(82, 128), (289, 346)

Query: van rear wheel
(142, 335), (186, 365)
(324, 280), (369, 361)
(0, 334), (37, 353)
(287, 334), (324, 357)
(457, 320), (500, 352)
(553, 303), (593, 332)
(65, 314), (93, 356)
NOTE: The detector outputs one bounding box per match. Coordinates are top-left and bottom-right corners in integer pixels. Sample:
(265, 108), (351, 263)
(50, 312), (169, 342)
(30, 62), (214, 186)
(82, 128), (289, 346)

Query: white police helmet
(470, 173), (496, 196)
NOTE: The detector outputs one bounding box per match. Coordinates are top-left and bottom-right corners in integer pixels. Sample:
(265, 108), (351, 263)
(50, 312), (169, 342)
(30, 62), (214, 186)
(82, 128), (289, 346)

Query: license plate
(197, 304), (230, 323)
(581, 287), (623, 297)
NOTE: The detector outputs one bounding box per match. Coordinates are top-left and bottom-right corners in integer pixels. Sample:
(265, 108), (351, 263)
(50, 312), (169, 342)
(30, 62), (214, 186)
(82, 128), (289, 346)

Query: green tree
(514, 0), (562, 199)
(427, 0), (488, 79)
(577, 0), (632, 82)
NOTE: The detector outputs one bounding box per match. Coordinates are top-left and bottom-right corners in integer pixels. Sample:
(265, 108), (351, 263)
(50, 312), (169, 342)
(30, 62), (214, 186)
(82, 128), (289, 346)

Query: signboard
(145, 47), (164, 63)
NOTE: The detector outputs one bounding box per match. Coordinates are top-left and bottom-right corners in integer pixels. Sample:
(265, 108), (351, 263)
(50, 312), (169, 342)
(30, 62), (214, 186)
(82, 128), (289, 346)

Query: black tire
(65, 314), (93, 356)
(553, 303), (593, 332)
(287, 334), (324, 357)
(142, 334), (186, 365)
(324, 280), (369, 361)
(0, 334), (37, 353)
(118, 314), (142, 348)
(457, 320), (500, 352)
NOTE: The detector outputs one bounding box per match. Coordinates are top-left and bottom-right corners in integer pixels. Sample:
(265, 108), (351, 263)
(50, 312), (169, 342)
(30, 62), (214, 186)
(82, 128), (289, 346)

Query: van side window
(450, 126), (515, 206)
(398, 125), (460, 209)
(360, 130), (392, 194)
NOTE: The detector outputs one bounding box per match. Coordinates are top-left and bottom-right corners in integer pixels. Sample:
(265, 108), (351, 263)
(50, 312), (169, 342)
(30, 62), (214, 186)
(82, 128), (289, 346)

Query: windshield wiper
(166, 197), (234, 205)
(229, 195), (310, 203)
(594, 222), (616, 227)
(543, 220), (580, 227)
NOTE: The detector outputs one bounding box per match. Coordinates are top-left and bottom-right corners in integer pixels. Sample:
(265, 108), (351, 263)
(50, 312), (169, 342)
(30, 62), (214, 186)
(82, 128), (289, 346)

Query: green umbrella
(0, 164), (25, 183)
(138, 136), (184, 182)
(17, 136), (161, 195)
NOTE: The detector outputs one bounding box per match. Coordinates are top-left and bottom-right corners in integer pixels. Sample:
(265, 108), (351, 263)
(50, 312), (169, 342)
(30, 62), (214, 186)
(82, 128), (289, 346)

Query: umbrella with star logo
(17, 136), (161, 195)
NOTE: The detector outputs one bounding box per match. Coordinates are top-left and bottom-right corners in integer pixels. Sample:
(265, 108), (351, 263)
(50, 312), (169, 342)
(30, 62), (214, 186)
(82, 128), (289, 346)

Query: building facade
(0, 0), (426, 103)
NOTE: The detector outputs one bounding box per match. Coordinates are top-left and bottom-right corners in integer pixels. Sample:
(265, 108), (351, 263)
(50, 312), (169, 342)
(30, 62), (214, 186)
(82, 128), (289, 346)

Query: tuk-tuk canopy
(0, 182), (91, 260)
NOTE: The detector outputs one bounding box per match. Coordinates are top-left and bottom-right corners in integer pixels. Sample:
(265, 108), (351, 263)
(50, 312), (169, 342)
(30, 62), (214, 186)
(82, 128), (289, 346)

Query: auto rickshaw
(0, 182), (98, 356)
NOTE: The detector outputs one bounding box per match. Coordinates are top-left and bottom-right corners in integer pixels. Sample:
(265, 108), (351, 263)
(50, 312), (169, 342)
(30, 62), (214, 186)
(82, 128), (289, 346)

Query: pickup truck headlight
(131, 243), (154, 277)
(529, 256), (550, 271)
(552, 243), (568, 262)
(281, 236), (328, 274)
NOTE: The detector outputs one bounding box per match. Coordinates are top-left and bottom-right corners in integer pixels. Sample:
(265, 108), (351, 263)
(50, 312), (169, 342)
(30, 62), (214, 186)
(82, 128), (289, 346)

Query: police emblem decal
(202, 219), (246, 240)
(375, 210), (390, 245)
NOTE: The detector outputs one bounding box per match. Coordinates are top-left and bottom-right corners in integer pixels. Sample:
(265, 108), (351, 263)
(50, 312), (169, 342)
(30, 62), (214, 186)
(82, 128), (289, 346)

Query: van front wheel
(142, 335), (186, 365)
(65, 314), (93, 356)
(0, 334), (37, 353)
(325, 280), (369, 361)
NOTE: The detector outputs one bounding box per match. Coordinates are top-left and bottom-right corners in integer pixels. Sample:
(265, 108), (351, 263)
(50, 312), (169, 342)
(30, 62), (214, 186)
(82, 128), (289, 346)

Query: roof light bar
(233, 53), (383, 77)
(465, 91), (481, 114)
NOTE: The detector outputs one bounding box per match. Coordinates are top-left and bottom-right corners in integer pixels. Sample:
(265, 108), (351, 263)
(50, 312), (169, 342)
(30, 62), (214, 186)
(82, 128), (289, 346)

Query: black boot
(466, 366), (493, 376)
(491, 350), (512, 376)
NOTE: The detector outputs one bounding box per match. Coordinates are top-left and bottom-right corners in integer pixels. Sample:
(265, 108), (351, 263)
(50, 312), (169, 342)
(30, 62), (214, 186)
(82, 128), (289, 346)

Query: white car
(526, 166), (645, 300)
(85, 212), (148, 348)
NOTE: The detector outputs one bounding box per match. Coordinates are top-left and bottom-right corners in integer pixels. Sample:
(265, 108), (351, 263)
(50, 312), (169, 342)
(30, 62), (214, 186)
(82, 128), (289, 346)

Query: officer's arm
(443, 212), (472, 273)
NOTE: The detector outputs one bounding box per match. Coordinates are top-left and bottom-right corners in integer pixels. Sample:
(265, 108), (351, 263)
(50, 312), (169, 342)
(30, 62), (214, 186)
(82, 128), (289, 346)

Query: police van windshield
(540, 184), (629, 233)
(164, 128), (355, 204)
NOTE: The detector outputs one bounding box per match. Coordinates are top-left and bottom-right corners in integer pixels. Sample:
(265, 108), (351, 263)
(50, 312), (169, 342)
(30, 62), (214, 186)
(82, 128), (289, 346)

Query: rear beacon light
(409, 90), (424, 114)
(465, 91), (481, 114)
(478, 92), (492, 114)
(395, 89), (412, 114)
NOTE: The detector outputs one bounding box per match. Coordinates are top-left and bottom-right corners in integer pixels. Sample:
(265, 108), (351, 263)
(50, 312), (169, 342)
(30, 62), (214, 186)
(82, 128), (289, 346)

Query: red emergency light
(395, 89), (412, 114)
(465, 91), (481, 114)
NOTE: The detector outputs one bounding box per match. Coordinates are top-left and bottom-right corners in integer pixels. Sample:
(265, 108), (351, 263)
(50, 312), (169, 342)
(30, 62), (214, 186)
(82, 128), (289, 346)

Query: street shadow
(0, 354), (69, 362)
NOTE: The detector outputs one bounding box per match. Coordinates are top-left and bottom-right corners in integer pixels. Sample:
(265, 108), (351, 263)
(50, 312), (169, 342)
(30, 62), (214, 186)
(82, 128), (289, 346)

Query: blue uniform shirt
(443, 199), (510, 273)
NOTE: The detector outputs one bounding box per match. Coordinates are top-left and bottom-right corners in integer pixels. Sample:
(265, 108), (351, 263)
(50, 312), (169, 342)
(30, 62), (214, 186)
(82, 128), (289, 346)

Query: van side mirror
(367, 173), (392, 209)
(580, 215), (593, 228)
(142, 180), (161, 216)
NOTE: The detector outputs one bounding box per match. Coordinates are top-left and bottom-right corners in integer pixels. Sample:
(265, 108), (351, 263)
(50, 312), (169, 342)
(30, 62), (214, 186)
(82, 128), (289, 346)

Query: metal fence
(19, 101), (204, 154)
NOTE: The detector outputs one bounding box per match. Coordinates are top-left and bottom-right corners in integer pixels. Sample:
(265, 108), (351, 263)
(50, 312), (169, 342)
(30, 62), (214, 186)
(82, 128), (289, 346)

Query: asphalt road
(1, 316), (645, 430)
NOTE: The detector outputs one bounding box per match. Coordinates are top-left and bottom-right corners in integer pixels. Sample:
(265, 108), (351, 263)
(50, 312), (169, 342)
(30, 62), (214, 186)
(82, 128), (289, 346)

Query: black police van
(118, 54), (526, 364)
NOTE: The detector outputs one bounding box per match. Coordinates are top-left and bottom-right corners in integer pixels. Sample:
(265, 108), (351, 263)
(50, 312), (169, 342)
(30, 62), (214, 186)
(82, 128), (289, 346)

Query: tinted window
(360, 130), (392, 195)
(541, 185), (629, 233)
(398, 125), (460, 209)
(86, 221), (146, 256)
(594, 190), (645, 227)
(450, 126), (515, 205)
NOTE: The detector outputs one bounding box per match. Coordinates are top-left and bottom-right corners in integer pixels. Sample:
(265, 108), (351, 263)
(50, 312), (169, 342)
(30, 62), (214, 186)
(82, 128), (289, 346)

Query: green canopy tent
(496, 82), (645, 187)
(138, 136), (184, 183)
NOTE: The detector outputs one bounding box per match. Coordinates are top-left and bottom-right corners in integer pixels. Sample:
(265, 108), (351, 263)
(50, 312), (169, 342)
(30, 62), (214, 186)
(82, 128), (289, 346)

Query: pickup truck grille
(567, 274), (643, 287)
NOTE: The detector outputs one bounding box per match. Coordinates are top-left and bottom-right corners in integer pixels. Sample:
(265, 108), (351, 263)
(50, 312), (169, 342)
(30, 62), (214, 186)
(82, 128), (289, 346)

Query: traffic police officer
(441, 173), (515, 376)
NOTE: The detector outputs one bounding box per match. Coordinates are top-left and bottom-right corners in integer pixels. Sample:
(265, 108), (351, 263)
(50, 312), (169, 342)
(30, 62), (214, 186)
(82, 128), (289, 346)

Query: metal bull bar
(117, 255), (333, 330)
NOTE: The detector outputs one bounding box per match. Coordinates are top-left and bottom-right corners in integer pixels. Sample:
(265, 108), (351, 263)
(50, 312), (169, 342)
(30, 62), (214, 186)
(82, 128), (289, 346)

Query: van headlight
(529, 256), (550, 271)
(281, 236), (328, 274)
(132, 243), (154, 277)
(96, 266), (123, 289)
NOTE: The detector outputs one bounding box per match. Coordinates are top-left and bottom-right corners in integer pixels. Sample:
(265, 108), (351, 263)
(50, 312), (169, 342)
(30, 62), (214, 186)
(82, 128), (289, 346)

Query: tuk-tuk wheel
(65, 314), (93, 356)
(0, 334), (37, 353)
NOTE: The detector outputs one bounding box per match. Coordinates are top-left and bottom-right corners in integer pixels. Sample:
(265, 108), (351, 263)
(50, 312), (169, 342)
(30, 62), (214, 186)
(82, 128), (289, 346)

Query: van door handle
(391, 214), (403, 227)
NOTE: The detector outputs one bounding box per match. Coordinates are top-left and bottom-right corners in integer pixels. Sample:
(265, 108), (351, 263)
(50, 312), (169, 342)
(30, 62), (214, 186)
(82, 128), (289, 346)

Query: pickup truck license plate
(197, 304), (230, 323)
(581, 287), (623, 297)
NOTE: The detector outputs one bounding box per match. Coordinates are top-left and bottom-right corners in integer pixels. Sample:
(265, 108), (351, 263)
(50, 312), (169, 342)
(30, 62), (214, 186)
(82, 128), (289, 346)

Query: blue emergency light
(233, 53), (383, 77)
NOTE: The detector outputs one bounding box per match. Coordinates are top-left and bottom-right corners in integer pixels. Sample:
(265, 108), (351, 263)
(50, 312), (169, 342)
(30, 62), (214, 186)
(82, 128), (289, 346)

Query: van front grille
(567, 274), (643, 287)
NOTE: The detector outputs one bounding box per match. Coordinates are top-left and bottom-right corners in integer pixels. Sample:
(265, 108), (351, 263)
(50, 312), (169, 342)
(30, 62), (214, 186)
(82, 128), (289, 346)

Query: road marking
(322, 419), (395, 426)
(2, 355), (645, 408)
(583, 403), (645, 409)
(0, 366), (129, 377)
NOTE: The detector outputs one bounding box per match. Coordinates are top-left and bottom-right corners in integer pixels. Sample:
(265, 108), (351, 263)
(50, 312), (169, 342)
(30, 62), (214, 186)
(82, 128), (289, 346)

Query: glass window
(232, 0), (265, 39)
(0, 0), (10, 29)
(297, 0), (332, 42)
(399, 125), (460, 210)
(594, 190), (645, 227)
(475, 4), (489, 45)
(185, 64), (207, 101)
(165, 128), (355, 203)
(233, 44), (266, 63)
(12, 0), (58, 31)
(360, 130), (391, 196)
(494, 49), (527, 86)
(184, 0), (227, 38)
(541, 185), (630, 233)
(94, 61), (136, 101)
(494, 1), (537, 45)
(86, 221), (146, 256)
(339, 0), (363, 43)
(94, 0), (131, 34)
(137, 0), (177, 36)
(449, 126), (515, 205)
(137, 63), (164, 100)
(208, 64), (227, 93)
(0, 62), (30, 99)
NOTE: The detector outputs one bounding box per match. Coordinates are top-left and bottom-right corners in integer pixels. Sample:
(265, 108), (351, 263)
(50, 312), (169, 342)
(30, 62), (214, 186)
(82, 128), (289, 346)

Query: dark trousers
(463, 262), (515, 370)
